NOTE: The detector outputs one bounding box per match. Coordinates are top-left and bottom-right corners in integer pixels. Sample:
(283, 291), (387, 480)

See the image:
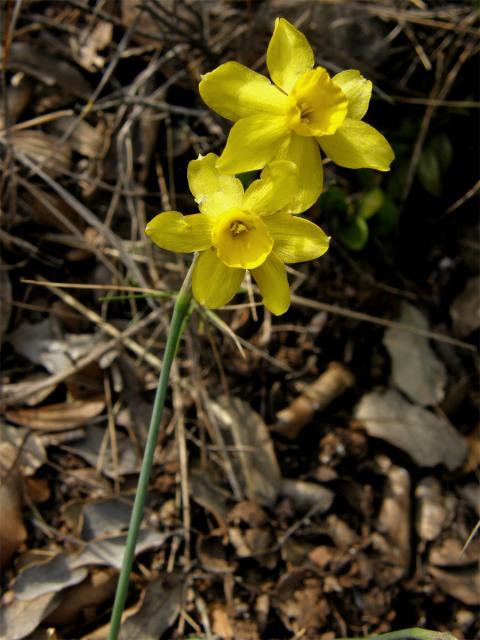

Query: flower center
(230, 220), (248, 236)
(286, 67), (348, 137)
(212, 208), (273, 269)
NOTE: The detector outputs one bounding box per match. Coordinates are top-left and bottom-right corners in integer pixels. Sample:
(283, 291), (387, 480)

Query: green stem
(107, 262), (195, 640)
(336, 628), (458, 640)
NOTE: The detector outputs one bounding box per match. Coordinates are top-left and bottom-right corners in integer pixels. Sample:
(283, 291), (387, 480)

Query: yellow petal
(243, 160), (298, 216)
(333, 69), (372, 120)
(251, 253), (290, 316)
(266, 213), (330, 263)
(212, 209), (273, 269)
(275, 134), (323, 213)
(146, 211), (212, 252)
(318, 118), (394, 171)
(216, 114), (288, 174)
(192, 248), (245, 308)
(187, 153), (244, 216)
(199, 61), (288, 122)
(266, 18), (314, 93)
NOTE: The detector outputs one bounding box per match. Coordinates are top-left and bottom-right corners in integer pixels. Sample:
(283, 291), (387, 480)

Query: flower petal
(243, 160), (299, 216)
(146, 211), (212, 252)
(187, 153), (244, 216)
(267, 18), (314, 93)
(251, 253), (290, 316)
(199, 61), (288, 122)
(333, 70), (372, 120)
(318, 118), (394, 171)
(216, 114), (288, 174)
(192, 248), (245, 308)
(266, 213), (330, 263)
(275, 134), (323, 213)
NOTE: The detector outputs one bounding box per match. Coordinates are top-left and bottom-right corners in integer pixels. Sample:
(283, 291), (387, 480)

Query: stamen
(230, 220), (249, 236)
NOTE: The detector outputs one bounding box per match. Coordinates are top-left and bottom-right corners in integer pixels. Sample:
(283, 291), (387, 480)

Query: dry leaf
(6, 397), (105, 431)
(211, 395), (282, 507)
(280, 478), (334, 514)
(12, 131), (71, 176)
(0, 591), (61, 640)
(0, 443), (27, 567)
(354, 388), (467, 470)
(44, 568), (117, 627)
(118, 575), (184, 640)
(383, 303), (447, 406)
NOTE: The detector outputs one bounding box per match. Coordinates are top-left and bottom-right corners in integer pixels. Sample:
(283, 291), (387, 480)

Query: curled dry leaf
(383, 303), (447, 406)
(274, 362), (355, 439)
(6, 397), (105, 431)
(354, 388), (467, 470)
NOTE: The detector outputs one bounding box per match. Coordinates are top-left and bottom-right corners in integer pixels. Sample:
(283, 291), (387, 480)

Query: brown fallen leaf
(280, 478), (334, 514)
(44, 568), (117, 627)
(0, 591), (61, 640)
(12, 130), (72, 177)
(354, 388), (467, 470)
(274, 362), (355, 439)
(211, 395), (282, 508)
(0, 443), (27, 567)
(117, 575), (184, 640)
(429, 565), (480, 606)
(6, 397), (105, 431)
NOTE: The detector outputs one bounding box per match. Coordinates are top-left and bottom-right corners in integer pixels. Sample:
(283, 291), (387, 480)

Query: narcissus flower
(146, 154), (330, 315)
(199, 17), (394, 213)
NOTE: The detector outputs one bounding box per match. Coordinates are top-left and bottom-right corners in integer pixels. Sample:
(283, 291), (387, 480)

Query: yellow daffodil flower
(199, 17), (394, 213)
(146, 154), (330, 315)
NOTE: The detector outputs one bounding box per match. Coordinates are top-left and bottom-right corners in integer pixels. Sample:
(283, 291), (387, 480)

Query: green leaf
(418, 148), (442, 196)
(430, 133), (453, 173)
(339, 216), (369, 251)
(358, 187), (384, 219)
(375, 196), (398, 235)
(320, 187), (348, 217)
